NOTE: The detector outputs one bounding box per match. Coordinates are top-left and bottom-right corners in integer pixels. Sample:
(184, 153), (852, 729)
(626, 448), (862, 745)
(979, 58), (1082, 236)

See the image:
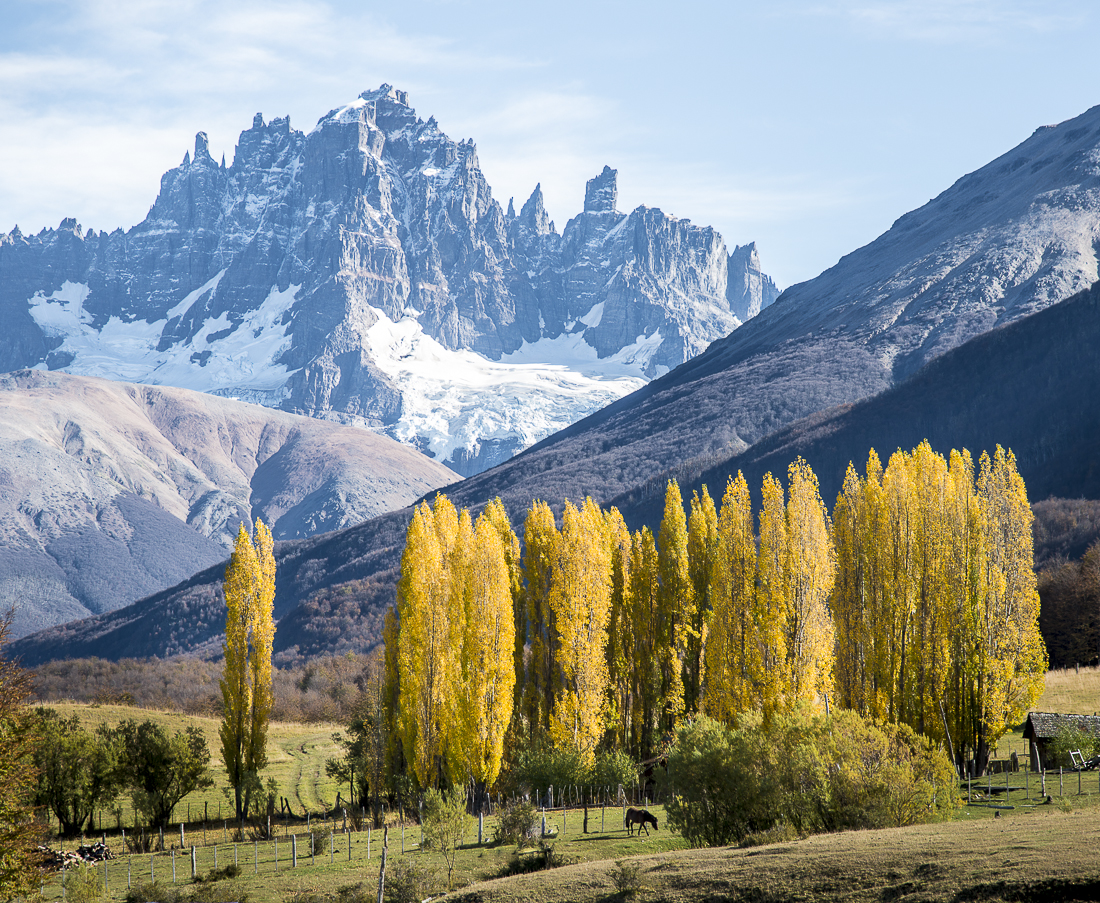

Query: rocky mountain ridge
(0, 85), (778, 475)
(11, 100), (1100, 664)
(0, 369), (456, 638)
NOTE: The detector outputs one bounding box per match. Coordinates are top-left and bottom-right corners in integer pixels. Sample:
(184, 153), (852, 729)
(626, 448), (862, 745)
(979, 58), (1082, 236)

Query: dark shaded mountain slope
(613, 277), (1100, 528)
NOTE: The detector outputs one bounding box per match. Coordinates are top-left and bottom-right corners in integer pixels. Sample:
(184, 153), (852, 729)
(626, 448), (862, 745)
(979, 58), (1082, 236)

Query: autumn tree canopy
(220, 519), (276, 822)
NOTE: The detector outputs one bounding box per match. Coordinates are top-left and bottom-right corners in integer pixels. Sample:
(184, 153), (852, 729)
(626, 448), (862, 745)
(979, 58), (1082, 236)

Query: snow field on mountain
(27, 278), (300, 403)
(365, 306), (657, 463)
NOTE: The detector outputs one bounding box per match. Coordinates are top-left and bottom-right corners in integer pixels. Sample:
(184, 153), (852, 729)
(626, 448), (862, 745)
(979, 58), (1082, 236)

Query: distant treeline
(29, 652), (380, 724)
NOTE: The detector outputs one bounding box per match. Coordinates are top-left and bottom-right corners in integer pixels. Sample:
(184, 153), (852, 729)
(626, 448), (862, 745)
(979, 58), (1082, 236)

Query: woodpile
(38, 841), (114, 868)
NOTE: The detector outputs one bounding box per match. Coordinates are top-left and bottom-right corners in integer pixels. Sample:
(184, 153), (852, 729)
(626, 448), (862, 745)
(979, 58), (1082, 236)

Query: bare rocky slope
(11, 102), (1100, 664)
(0, 369), (456, 638)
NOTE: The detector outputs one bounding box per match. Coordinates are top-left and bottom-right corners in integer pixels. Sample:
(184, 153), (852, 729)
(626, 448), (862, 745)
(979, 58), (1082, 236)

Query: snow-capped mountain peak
(0, 86), (779, 475)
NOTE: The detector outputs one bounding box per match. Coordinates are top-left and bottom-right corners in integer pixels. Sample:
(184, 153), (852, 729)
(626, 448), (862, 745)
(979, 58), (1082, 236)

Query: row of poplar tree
(386, 441), (1045, 793)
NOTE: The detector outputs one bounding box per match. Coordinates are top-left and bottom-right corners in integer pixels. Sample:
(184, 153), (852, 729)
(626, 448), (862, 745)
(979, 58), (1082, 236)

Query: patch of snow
(26, 282), (301, 395)
(27, 281), (92, 338)
(166, 269), (227, 319)
(365, 307), (651, 465)
(578, 302), (604, 328)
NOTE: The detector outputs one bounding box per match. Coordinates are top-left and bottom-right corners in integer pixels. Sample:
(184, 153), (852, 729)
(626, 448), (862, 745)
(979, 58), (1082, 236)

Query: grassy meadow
(28, 665), (1100, 901)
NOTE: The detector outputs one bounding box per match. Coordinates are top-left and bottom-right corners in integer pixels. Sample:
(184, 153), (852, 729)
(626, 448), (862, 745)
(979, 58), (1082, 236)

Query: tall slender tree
(549, 499), (613, 758)
(704, 472), (757, 722)
(452, 512), (515, 799)
(658, 480), (693, 730)
(220, 519), (276, 823)
(686, 487), (718, 714)
(782, 458), (836, 708)
(522, 501), (560, 735)
(396, 498), (460, 788)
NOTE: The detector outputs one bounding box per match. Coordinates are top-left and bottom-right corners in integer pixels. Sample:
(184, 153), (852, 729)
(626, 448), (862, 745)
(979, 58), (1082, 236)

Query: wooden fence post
(191, 846), (197, 880)
(377, 844), (387, 903)
(292, 834), (297, 868)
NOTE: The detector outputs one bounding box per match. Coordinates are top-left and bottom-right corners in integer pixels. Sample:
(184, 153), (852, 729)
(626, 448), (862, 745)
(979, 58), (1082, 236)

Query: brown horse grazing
(625, 807), (658, 836)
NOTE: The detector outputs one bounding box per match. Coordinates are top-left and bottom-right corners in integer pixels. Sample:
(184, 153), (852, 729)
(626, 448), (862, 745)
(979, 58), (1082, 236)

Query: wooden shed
(1022, 712), (1100, 771)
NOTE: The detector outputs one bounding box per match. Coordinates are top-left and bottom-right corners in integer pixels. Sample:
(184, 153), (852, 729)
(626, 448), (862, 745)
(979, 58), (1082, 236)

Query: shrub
(308, 828), (331, 857)
(1050, 722), (1100, 768)
(384, 858), (437, 903)
(332, 883), (372, 903)
(197, 863), (241, 883)
(63, 864), (105, 903)
(663, 710), (958, 848)
(663, 715), (779, 847)
(609, 859), (648, 897)
(494, 841), (567, 878)
(422, 788), (470, 890)
(493, 798), (539, 847)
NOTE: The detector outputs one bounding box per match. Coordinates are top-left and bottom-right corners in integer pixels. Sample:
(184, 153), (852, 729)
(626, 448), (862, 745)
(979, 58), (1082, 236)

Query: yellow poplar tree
(605, 506), (634, 751)
(657, 480), (692, 729)
(830, 443), (1046, 775)
(452, 512), (515, 796)
(549, 498), (613, 758)
(970, 447), (1046, 768)
(396, 498), (460, 788)
(482, 499), (524, 717)
(685, 486), (718, 714)
(522, 500), (560, 735)
(755, 473), (789, 721)
(220, 518), (276, 823)
(703, 472), (758, 722)
(629, 526), (662, 757)
(782, 458), (836, 708)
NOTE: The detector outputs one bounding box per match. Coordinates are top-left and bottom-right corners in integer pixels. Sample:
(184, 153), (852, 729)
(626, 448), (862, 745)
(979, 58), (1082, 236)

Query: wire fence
(46, 795), (663, 899)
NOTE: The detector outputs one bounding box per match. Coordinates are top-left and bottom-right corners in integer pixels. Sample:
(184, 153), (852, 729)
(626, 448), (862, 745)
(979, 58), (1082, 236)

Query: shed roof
(1023, 712), (1100, 741)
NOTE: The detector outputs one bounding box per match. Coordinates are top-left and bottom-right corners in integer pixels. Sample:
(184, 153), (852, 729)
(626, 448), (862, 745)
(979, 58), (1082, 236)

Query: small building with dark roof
(1022, 712), (1100, 770)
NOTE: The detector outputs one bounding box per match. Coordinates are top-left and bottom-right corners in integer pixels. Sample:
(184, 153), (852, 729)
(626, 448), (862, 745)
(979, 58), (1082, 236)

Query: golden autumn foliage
(396, 499), (456, 788)
(704, 472), (757, 722)
(449, 512), (516, 787)
(831, 442), (1046, 772)
(549, 498), (613, 759)
(395, 496), (517, 790)
(385, 443), (1045, 786)
(220, 518), (276, 822)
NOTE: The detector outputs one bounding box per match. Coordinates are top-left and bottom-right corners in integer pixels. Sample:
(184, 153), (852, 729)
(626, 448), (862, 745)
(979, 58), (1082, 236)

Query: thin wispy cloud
(833, 0), (1081, 44)
(2, 0), (1098, 286)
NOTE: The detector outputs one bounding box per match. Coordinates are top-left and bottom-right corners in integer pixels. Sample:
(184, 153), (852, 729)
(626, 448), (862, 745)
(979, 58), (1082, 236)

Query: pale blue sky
(1, 0), (1097, 288)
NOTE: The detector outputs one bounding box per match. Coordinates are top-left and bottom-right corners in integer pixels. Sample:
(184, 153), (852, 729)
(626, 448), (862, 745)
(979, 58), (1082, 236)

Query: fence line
(55, 794), (670, 898)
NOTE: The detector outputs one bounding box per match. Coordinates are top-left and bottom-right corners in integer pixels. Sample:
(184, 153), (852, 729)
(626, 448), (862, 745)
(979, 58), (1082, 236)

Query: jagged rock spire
(584, 165), (618, 214)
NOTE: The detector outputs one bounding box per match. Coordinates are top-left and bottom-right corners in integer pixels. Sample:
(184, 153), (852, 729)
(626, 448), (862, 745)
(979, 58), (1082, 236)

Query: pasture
(29, 667), (1100, 901)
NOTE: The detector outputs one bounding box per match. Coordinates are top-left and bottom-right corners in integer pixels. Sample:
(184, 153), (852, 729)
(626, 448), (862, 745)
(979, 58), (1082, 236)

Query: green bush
(493, 798), (539, 847)
(662, 715), (778, 847)
(609, 859), (648, 897)
(63, 864), (105, 903)
(663, 709), (958, 848)
(1050, 722), (1100, 768)
(384, 858), (437, 903)
(422, 788), (470, 889)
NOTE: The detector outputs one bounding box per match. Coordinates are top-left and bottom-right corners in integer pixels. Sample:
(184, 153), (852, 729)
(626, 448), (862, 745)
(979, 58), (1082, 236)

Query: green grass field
(39, 702), (344, 835)
(29, 667), (1100, 902)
